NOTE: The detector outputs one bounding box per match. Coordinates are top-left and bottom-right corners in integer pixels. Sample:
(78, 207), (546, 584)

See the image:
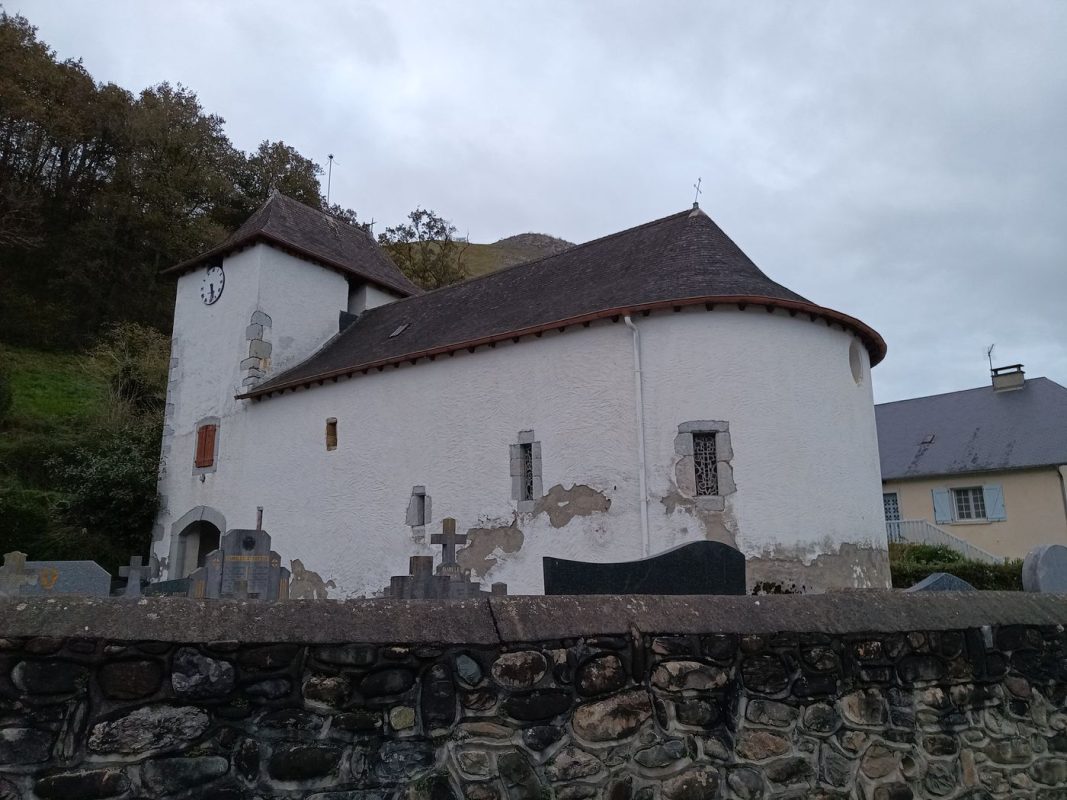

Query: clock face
(200, 264), (225, 305)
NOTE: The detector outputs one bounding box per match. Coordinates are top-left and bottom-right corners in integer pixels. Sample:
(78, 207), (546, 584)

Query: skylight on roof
(389, 323), (410, 338)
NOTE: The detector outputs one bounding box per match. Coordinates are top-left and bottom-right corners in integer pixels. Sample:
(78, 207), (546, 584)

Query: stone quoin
(154, 193), (889, 596)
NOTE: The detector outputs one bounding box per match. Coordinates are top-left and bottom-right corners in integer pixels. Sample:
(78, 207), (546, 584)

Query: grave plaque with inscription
(543, 540), (746, 596)
(23, 560), (111, 597)
(184, 528), (289, 601)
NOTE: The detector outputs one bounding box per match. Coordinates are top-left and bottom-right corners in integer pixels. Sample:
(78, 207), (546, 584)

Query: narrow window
(326, 418), (338, 451)
(195, 424), (217, 468)
(414, 492), (427, 526)
(519, 443), (534, 502)
(693, 432), (718, 496)
(952, 487), (986, 520)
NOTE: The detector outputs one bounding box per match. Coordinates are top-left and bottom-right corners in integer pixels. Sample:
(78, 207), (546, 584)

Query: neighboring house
(876, 367), (1067, 560)
(153, 192), (891, 597)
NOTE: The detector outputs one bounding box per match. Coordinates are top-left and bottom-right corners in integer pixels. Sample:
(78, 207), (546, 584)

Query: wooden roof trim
(236, 295), (887, 400)
(161, 232), (417, 297)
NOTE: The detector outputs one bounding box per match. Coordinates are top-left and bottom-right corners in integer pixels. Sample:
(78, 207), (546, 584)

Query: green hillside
(461, 233), (574, 277)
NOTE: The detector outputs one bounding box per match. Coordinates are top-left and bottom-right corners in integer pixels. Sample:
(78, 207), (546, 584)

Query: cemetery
(1, 521), (1067, 798)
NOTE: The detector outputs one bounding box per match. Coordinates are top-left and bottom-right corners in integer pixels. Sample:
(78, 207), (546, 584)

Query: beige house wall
(883, 467), (1067, 559)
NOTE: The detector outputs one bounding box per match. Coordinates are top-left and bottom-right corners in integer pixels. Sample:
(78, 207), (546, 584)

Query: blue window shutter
(932, 489), (953, 524)
(983, 485), (1006, 521)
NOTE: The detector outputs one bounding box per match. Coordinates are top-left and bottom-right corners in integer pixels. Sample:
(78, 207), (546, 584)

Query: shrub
(0, 366), (12, 427)
(50, 421), (161, 572)
(890, 543), (1023, 590)
(0, 487), (53, 555)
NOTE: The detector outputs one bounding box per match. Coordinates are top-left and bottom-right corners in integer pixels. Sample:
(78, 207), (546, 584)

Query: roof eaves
(160, 231), (417, 297)
(236, 293), (887, 401)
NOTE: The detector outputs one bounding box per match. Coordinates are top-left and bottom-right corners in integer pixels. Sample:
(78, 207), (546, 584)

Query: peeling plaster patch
(289, 559), (337, 599)
(533, 484), (611, 528)
(746, 543), (891, 593)
(457, 522), (524, 578)
(660, 491), (738, 548)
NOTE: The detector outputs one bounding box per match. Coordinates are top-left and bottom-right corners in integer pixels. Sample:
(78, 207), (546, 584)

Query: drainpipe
(623, 315), (651, 556)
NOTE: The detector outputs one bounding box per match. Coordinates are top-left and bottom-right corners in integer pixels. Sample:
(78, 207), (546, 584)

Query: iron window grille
(693, 433), (719, 496)
(520, 443), (534, 502)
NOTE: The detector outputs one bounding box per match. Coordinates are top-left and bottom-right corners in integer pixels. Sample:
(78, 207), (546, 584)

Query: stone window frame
(510, 430), (543, 513)
(674, 420), (735, 512)
(406, 485), (432, 535)
(192, 416), (222, 476)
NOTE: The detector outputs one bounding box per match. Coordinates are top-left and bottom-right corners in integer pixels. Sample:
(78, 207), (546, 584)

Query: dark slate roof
(240, 205), (886, 399)
(876, 377), (1067, 480)
(164, 193), (420, 296)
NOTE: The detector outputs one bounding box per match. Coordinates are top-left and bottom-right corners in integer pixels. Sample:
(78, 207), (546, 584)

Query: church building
(153, 193), (890, 597)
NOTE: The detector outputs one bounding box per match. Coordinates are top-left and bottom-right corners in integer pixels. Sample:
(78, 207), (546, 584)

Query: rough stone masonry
(0, 593), (1065, 799)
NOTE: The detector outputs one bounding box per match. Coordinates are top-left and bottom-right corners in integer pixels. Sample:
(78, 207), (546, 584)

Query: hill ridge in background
(463, 232), (575, 276)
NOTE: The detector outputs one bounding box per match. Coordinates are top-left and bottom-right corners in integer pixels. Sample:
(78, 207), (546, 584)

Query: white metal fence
(887, 519), (1004, 565)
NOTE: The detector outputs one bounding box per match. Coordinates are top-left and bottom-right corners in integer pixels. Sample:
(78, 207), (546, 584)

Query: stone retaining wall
(0, 593), (1065, 799)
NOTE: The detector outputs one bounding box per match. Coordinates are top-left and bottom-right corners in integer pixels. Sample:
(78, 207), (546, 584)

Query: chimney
(991, 364), (1025, 392)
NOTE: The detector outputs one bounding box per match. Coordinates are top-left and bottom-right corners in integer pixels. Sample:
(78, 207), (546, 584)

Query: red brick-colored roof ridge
(238, 205), (887, 400)
(162, 192), (421, 297)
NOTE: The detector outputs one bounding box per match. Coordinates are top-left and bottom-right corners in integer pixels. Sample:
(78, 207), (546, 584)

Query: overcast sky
(17, 1), (1066, 402)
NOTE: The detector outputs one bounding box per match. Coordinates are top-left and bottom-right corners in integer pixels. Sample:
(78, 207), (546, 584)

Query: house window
(693, 433), (718, 496)
(326, 418), (338, 451)
(510, 431), (542, 512)
(953, 487), (986, 521)
(194, 424), (217, 469)
(932, 485), (1005, 524)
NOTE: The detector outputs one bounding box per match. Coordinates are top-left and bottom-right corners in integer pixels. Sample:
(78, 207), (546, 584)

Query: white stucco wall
(348, 283), (402, 314)
(156, 268), (888, 596)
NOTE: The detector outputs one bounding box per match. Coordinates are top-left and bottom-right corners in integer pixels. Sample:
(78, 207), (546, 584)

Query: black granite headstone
(543, 540), (745, 596)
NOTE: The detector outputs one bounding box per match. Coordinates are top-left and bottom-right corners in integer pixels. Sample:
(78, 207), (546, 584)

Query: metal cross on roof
(0, 551), (37, 596)
(693, 177), (702, 206)
(119, 555), (145, 598)
(431, 518), (467, 565)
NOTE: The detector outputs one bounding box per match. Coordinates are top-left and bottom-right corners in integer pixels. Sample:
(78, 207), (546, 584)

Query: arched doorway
(168, 506), (226, 578)
(180, 520), (221, 577)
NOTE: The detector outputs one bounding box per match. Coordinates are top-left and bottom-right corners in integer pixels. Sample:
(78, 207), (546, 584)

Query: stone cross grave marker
(431, 518), (467, 565)
(543, 540), (747, 596)
(0, 552), (37, 595)
(1022, 544), (1067, 593)
(119, 556), (147, 598)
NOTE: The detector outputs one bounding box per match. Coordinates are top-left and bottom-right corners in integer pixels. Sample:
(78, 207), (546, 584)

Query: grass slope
(1, 344), (106, 429)
(461, 233), (575, 277)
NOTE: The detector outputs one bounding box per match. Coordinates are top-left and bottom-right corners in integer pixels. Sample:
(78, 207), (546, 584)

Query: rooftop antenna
(326, 154), (335, 205)
(692, 177), (702, 208)
(986, 343), (995, 372)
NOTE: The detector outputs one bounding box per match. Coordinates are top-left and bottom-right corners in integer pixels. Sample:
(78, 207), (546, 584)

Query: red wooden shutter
(195, 425), (217, 468)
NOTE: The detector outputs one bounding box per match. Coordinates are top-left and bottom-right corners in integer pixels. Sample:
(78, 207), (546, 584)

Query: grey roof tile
(876, 377), (1067, 480)
(164, 193), (420, 296)
(240, 205), (886, 398)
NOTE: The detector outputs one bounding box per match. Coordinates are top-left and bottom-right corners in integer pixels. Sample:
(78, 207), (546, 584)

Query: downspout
(623, 315), (651, 556)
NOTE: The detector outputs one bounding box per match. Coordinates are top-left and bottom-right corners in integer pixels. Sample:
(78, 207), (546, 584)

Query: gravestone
(185, 529), (289, 601)
(383, 518), (506, 599)
(23, 559), (111, 597)
(904, 572), (976, 592)
(119, 556), (147, 598)
(1022, 544), (1067, 593)
(0, 552), (38, 595)
(543, 540), (746, 596)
